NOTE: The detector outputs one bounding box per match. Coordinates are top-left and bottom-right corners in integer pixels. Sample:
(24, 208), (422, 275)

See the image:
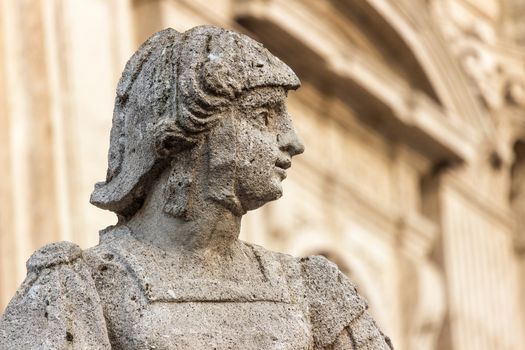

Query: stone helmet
(90, 25), (300, 220)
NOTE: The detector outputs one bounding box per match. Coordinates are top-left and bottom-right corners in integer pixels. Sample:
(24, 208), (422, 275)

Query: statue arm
(0, 242), (111, 350)
(328, 312), (394, 350)
(300, 255), (393, 349)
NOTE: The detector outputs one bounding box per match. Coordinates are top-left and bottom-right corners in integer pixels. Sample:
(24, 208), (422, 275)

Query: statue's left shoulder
(299, 255), (393, 350)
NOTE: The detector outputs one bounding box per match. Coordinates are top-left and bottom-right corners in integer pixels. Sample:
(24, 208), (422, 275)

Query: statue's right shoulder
(298, 255), (393, 350)
(0, 241), (111, 350)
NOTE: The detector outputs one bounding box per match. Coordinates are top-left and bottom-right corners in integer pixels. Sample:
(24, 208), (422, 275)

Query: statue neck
(124, 168), (243, 256)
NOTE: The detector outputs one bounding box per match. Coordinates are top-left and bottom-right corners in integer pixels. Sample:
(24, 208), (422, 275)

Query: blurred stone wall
(1, 1), (525, 349)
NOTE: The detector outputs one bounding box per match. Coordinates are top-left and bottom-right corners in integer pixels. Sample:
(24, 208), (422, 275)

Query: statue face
(232, 87), (304, 212)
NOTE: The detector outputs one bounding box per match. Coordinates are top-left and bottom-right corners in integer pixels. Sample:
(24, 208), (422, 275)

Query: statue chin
(237, 182), (283, 213)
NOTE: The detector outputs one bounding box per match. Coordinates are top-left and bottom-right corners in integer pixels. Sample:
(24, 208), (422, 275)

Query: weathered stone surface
(0, 242), (110, 349)
(0, 25), (392, 349)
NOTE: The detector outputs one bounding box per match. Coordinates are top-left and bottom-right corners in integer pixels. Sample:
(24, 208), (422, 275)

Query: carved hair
(90, 26), (299, 220)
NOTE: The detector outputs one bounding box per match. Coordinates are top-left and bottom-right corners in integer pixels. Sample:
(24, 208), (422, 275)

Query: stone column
(0, 0), (61, 310)
(510, 140), (525, 338)
(393, 146), (446, 350)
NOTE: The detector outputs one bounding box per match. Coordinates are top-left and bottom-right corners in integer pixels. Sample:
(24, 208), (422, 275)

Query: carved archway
(362, 0), (492, 134)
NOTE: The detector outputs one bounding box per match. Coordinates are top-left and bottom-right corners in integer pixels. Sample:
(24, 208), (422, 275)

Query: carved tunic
(0, 226), (392, 349)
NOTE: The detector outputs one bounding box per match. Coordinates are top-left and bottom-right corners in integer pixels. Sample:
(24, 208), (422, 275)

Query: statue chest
(90, 232), (313, 349)
(104, 300), (312, 349)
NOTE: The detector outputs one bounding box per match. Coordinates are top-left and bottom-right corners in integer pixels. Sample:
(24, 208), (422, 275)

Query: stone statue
(0, 26), (393, 350)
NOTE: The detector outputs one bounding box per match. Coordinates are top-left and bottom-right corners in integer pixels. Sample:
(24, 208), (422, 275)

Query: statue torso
(1, 226), (389, 350)
(84, 226), (313, 350)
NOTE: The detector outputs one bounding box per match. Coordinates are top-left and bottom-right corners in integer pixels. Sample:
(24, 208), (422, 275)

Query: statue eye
(253, 109), (270, 128)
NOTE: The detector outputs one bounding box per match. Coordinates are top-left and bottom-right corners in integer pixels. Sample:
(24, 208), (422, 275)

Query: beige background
(1, 0), (525, 349)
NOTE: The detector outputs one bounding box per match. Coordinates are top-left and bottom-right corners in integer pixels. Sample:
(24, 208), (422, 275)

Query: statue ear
(154, 120), (199, 157)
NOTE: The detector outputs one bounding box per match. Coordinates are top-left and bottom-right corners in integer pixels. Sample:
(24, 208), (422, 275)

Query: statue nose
(279, 130), (305, 157)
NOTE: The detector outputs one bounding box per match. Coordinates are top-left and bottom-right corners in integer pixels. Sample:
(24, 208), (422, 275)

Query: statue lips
(275, 157), (291, 180)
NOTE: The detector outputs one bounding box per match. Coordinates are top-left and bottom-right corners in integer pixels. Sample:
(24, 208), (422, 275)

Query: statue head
(90, 26), (304, 221)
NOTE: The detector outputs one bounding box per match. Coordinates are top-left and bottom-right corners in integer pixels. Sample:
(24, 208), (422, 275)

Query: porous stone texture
(0, 26), (393, 349)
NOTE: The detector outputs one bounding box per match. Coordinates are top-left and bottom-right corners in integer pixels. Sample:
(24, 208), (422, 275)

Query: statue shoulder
(299, 255), (367, 348)
(26, 241), (83, 272)
(0, 241), (111, 350)
(299, 254), (363, 301)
